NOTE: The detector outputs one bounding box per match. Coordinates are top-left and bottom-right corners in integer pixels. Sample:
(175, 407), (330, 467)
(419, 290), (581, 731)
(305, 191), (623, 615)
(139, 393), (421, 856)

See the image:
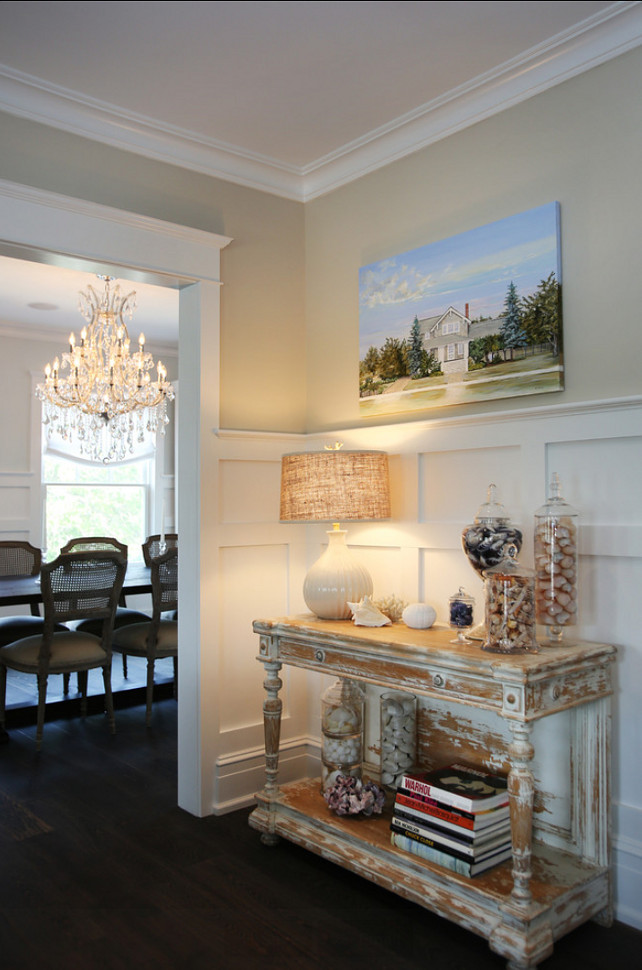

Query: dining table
(0, 561), (152, 613)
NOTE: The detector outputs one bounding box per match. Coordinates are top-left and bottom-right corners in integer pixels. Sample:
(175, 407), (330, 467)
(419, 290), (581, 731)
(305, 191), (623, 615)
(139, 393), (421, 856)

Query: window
(42, 453), (153, 561)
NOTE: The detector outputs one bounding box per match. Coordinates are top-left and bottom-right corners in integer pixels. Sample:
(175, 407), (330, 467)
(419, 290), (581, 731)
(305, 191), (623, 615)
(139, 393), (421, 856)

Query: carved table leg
(259, 658), (282, 845)
(490, 720), (553, 969)
(508, 721), (535, 906)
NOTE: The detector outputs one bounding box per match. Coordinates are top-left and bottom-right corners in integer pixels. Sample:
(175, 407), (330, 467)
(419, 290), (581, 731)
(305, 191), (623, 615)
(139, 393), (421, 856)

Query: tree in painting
(500, 281), (526, 360)
(521, 272), (561, 355)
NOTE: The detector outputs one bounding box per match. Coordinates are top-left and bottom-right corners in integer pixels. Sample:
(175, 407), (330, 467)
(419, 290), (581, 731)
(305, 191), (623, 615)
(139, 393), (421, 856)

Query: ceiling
(0, 1), (639, 343)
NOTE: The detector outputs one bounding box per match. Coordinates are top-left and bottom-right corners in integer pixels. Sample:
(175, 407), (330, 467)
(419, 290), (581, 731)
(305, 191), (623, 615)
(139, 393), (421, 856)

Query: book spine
(393, 804), (510, 846)
(398, 773), (507, 813)
(395, 788), (509, 828)
(390, 817), (479, 860)
(390, 831), (475, 876)
(394, 790), (476, 829)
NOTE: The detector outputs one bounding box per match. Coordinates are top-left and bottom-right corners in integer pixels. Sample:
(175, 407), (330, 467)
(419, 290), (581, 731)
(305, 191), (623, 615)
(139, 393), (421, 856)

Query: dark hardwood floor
(0, 698), (640, 970)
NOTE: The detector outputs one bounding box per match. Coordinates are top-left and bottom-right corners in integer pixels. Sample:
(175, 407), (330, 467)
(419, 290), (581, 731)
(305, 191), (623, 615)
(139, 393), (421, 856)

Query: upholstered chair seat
(2, 630), (107, 672)
(112, 619), (177, 657)
(0, 615), (66, 648)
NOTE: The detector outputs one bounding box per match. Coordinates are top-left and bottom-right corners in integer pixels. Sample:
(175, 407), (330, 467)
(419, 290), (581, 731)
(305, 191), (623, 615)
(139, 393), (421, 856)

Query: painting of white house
(359, 202), (563, 417)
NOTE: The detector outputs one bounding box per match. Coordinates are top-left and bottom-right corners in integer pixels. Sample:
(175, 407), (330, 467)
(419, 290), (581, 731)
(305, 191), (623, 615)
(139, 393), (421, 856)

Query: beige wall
(304, 46), (642, 432)
(0, 114), (306, 433)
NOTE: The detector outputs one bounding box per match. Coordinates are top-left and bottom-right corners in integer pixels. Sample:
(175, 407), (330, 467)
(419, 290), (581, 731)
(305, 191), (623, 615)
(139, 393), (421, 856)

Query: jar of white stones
(321, 678), (364, 792)
(534, 473), (578, 644)
(380, 691), (417, 790)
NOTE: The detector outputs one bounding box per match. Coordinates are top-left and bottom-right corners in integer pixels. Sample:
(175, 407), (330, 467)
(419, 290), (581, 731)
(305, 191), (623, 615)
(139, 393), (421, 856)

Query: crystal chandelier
(36, 275), (174, 462)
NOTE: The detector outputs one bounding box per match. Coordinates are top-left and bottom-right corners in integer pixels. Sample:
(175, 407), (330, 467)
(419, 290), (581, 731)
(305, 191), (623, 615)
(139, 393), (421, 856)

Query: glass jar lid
(535, 472), (577, 519)
(474, 483), (508, 524)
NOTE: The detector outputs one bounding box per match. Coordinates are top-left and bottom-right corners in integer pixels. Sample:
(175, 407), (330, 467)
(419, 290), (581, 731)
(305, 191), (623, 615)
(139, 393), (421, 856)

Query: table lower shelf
(249, 778), (611, 970)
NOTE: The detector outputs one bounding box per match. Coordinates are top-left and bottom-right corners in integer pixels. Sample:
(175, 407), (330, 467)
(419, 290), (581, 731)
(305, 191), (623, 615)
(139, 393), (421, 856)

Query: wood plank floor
(3, 655), (174, 728)
(0, 700), (639, 970)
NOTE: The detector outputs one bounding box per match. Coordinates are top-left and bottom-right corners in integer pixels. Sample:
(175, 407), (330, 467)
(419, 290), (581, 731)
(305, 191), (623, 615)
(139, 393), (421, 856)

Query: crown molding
(0, 3), (640, 203)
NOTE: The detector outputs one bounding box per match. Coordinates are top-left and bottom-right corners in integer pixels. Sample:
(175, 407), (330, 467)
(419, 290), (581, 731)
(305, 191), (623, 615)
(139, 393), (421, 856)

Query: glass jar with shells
(321, 678), (364, 792)
(534, 473), (578, 644)
(380, 691), (417, 790)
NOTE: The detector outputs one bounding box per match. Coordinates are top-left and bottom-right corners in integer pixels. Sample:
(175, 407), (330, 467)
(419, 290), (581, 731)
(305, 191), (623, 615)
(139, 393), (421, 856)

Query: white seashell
(402, 602), (437, 629)
(384, 699), (403, 716)
(348, 596), (392, 627)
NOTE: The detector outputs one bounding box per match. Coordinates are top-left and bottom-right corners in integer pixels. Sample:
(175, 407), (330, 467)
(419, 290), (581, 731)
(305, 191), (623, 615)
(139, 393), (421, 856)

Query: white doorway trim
(0, 178), (232, 816)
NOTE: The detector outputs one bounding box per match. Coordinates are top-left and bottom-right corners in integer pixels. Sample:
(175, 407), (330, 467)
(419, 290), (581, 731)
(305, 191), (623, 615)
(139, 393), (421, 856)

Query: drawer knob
(433, 674), (445, 688)
(314, 649), (325, 663)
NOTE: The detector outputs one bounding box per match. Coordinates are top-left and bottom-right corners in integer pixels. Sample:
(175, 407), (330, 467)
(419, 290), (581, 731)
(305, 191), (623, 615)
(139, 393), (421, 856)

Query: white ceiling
(0, 1), (640, 343)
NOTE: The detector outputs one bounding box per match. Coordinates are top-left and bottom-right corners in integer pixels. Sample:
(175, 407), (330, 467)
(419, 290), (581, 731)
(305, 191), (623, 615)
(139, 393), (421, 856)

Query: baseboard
(212, 736), (321, 815)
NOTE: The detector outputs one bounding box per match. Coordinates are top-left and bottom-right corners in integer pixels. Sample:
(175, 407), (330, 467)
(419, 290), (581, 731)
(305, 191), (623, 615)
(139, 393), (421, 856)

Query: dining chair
(142, 534), (178, 565)
(143, 534), (178, 620)
(0, 540), (55, 649)
(0, 550), (127, 749)
(112, 546), (178, 727)
(61, 536), (150, 679)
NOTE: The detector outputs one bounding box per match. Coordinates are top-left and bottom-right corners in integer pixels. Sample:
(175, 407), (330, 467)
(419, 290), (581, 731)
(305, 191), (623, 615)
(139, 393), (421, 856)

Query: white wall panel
(219, 543), (289, 733)
(419, 445), (522, 525)
(547, 436), (642, 525)
(0, 482), (31, 528)
(219, 458), (281, 523)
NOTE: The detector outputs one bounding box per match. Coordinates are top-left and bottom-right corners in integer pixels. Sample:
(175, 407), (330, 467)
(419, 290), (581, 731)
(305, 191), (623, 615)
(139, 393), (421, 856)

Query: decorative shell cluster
(373, 594), (408, 623)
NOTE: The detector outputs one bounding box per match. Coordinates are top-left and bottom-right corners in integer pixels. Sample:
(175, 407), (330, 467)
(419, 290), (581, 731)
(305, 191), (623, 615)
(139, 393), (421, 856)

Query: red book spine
(395, 791), (475, 830)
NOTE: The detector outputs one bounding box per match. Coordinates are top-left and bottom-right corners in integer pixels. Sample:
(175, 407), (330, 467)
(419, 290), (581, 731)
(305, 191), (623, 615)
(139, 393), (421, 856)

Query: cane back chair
(0, 541), (52, 649)
(61, 537), (149, 678)
(112, 546), (178, 726)
(142, 534), (178, 566)
(0, 550), (127, 749)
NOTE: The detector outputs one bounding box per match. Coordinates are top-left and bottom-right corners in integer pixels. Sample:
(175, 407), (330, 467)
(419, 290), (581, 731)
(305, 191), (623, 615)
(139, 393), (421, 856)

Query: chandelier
(36, 275), (175, 462)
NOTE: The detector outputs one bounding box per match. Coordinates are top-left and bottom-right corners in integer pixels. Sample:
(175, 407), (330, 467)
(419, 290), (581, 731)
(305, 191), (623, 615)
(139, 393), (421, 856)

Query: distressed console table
(250, 615), (615, 970)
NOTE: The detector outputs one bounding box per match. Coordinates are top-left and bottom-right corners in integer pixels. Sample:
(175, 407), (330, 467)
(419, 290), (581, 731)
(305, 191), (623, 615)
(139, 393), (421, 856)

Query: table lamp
(280, 448), (391, 619)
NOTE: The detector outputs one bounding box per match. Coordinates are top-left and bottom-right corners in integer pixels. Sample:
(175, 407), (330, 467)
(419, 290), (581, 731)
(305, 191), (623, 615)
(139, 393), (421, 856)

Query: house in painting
(419, 305), (502, 376)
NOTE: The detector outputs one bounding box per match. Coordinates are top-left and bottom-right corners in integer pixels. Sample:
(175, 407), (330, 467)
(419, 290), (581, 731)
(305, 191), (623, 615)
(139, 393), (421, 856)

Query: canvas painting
(358, 202), (563, 417)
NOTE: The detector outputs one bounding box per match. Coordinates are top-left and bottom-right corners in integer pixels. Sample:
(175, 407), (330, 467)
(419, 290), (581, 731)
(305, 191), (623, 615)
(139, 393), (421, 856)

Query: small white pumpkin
(402, 602), (437, 629)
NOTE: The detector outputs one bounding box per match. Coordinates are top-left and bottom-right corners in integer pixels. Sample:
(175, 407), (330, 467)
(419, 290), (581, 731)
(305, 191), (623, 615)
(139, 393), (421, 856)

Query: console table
(250, 616), (615, 970)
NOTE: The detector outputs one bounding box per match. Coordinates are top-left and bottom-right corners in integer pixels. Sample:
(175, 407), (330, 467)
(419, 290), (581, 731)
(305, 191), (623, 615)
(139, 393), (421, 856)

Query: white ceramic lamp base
(304, 527), (373, 620)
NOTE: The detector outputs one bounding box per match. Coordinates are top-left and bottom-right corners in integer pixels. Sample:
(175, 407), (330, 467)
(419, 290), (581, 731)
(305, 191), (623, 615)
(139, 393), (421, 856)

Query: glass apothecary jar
(449, 587), (475, 643)
(534, 473), (578, 644)
(380, 691), (417, 790)
(483, 543), (538, 654)
(461, 483), (523, 578)
(321, 678), (364, 792)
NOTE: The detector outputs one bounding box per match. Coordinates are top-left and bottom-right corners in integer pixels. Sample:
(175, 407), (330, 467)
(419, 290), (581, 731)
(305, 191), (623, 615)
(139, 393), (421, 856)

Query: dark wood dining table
(0, 562), (152, 613)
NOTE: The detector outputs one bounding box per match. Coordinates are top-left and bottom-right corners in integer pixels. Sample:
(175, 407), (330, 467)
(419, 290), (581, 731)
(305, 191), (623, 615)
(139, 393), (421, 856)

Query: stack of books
(390, 762), (512, 876)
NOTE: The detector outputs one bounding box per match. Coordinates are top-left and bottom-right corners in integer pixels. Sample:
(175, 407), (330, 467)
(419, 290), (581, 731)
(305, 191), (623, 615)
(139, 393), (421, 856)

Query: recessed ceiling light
(28, 302), (59, 311)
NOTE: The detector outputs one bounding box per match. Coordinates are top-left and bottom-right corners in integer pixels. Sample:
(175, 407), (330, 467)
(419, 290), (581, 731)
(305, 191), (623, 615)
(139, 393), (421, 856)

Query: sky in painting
(358, 202), (560, 358)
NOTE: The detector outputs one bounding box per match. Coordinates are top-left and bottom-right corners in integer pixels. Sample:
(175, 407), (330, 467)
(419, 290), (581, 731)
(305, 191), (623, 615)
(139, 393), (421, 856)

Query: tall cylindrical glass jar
(380, 691), (417, 790)
(321, 678), (364, 791)
(534, 473), (578, 644)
